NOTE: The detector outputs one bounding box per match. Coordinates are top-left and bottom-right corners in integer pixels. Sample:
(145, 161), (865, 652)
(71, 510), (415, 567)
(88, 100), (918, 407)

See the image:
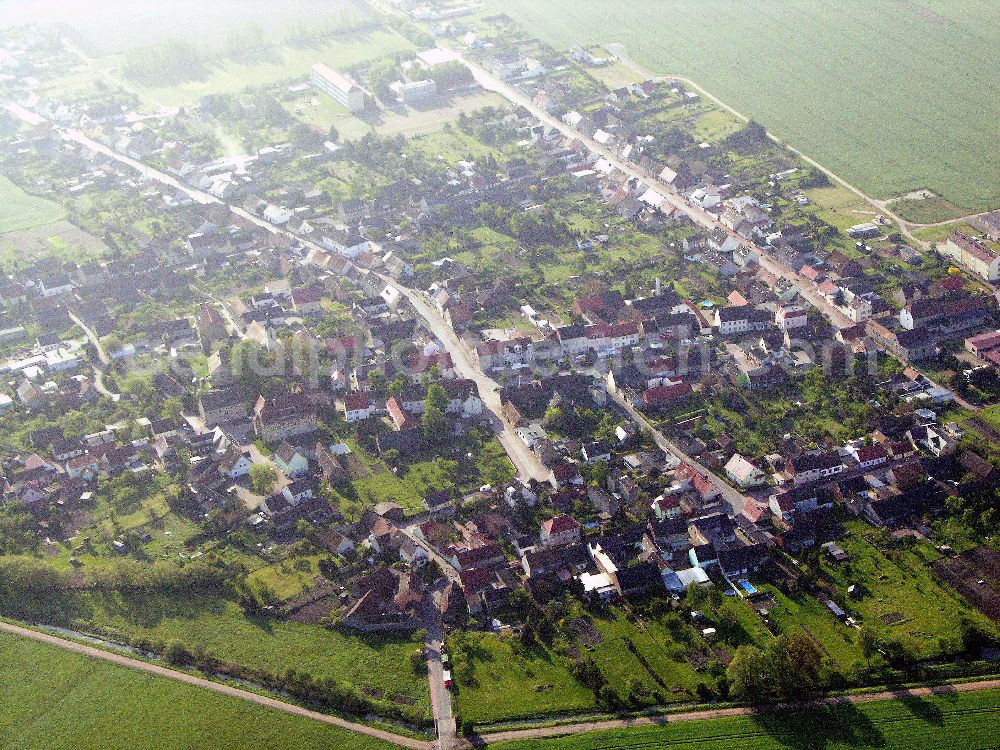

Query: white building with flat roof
(389, 79), (438, 104)
(311, 64), (365, 112)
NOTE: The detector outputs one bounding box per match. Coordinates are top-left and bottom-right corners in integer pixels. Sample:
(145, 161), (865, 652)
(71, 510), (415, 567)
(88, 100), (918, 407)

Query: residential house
(198, 388), (248, 428)
(273, 442), (309, 477)
(724, 453), (766, 488)
(786, 451), (845, 485)
(540, 515), (581, 547)
(218, 446), (253, 479)
(253, 393), (316, 443)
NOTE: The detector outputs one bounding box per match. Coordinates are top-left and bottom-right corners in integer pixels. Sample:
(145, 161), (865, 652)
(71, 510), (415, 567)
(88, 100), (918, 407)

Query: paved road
(0, 620), (433, 750)
(400, 524), (462, 583)
(69, 310), (110, 365)
(473, 678), (1000, 746)
(423, 591), (458, 750)
(384, 277), (551, 484)
(607, 387), (748, 516)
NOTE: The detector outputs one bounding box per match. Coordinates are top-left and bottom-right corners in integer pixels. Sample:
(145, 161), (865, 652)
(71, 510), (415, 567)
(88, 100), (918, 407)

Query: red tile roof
(541, 515), (580, 535)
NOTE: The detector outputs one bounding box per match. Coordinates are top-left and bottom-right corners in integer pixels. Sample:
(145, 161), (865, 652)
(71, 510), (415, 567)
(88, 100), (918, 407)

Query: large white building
(311, 64), (366, 112)
(940, 232), (1000, 282)
(389, 79), (438, 105)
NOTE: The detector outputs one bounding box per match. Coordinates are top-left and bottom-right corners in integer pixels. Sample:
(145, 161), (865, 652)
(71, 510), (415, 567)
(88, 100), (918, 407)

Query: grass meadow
(487, 0), (1000, 212)
(0, 176), (67, 234)
(0, 629), (399, 750)
(817, 521), (994, 659)
(63, 592), (431, 720)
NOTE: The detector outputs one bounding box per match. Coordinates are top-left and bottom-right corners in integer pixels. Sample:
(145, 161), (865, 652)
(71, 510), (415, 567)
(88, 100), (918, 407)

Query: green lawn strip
(490, 687), (1000, 750)
(66, 592), (430, 719)
(0, 629), (399, 750)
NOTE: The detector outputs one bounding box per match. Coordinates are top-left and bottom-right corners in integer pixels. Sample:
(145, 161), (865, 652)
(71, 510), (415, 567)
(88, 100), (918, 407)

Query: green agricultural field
(492, 688), (1000, 750)
(487, 0), (1000, 212)
(63, 592), (431, 720)
(0, 630), (397, 750)
(0, 176), (67, 234)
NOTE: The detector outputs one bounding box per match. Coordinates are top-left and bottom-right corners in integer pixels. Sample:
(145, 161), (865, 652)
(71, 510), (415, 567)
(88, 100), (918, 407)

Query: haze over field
(0, 0), (371, 52)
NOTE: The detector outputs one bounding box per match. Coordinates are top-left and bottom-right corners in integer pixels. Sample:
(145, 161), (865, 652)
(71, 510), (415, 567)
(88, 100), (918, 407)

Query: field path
(471, 678), (1000, 746)
(0, 620), (434, 750)
(604, 44), (992, 244)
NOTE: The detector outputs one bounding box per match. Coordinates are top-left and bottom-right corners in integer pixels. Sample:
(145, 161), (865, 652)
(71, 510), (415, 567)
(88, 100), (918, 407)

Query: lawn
(912, 222), (980, 245)
(891, 195), (969, 225)
(757, 585), (863, 668)
(803, 185), (882, 233)
(488, 0), (1000, 212)
(816, 521), (992, 659)
(587, 606), (702, 701)
(975, 404), (1000, 433)
(580, 49), (642, 89)
(63, 592), (430, 719)
(247, 554), (332, 601)
(289, 89), (510, 141)
(0, 176), (67, 234)
(492, 688), (1000, 750)
(0, 629), (397, 750)
(448, 630), (597, 725)
(689, 108), (744, 144)
(354, 470), (428, 515)
(0, 218), (111, 273)
(450, 606), (710, 726)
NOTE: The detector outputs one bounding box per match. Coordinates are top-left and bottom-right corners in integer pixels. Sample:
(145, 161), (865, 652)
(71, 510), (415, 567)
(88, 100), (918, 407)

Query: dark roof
(616, 562), (661, 592)
(790, 451), (843, 473)
(199, 388), (244, 411)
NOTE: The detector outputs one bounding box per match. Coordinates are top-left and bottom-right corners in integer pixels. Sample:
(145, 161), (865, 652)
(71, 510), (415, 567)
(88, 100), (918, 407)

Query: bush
(164, 640), (192, 666)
